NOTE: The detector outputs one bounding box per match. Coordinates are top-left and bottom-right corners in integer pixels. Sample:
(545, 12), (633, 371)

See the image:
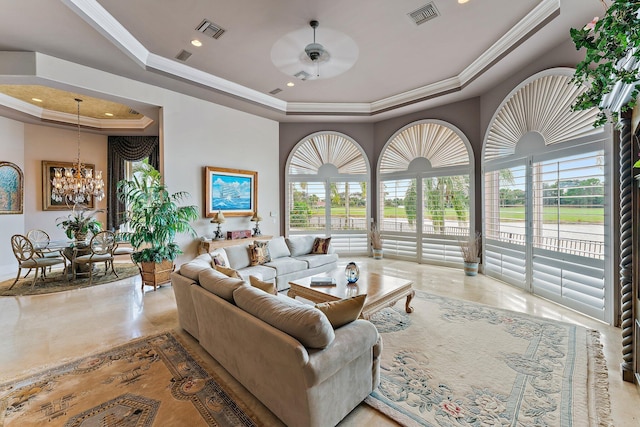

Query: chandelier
(51, 98), (105, 205)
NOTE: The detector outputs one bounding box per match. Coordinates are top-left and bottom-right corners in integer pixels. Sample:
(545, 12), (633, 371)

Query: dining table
(32, 239), (94, 276)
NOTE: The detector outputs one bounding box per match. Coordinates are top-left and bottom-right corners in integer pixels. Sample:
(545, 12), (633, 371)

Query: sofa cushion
(311, 237), (332, 254)
(286, 235), (316, 257)
(249, 240), (271, 265)
(180, 254), (213, 280)
(294, 253), (339, 269)
(215, 265), (243, 279)
(249, 275), (277, 295)
(234, 285), (335, 349)
(199, 268), (245, 302)
(238, 264), (277, 281)
(268, 236), (291, 259)
(224, 244), (251, 269)
(265, 257), (308, 276)
(315, 294), (367, 328)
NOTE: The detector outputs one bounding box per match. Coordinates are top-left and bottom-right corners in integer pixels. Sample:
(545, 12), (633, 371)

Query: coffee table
(288, 268), (415, 320)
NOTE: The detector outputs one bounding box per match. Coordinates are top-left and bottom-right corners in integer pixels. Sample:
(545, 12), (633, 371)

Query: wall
(0, 53), (280, 272)
(0, 116), (25, 277)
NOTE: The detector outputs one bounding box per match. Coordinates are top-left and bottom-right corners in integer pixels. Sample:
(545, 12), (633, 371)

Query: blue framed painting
(0, 161), (23, 214)
(204, 166), (257, 217)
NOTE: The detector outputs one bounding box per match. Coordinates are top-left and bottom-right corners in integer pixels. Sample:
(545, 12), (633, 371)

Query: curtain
(107, 136), (159, 231)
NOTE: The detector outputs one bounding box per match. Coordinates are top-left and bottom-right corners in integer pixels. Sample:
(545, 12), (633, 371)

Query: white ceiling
(0, 0), (601, 129)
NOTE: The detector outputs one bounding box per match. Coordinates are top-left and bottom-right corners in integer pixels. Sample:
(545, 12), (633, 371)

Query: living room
(1, 0), (639, 425)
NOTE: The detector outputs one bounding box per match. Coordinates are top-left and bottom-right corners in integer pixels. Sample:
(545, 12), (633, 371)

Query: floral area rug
(366, 290), (612, 427)
(0, 263), (140, 296)
(0, 332), (258, 426)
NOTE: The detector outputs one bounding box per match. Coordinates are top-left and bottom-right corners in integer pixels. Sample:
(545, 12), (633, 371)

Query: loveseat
(171, 253), (382, 427)
(207, 235), (338, 291)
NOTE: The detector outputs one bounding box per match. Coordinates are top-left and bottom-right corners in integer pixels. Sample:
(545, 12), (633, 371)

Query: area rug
(0, 332), (258, 426)
(366, 290), (612, 427)
(0, 263), (140, 296)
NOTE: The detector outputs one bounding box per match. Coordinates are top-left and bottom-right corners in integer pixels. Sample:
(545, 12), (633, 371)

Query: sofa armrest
(171, 271), (200, 339)
(303, 319), (379, 386)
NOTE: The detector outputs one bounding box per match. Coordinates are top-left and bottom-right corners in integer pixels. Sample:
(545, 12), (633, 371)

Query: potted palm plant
(56, 205), (103, 241)
(117, 161), (199, 290)
(459, 232), (481, 276)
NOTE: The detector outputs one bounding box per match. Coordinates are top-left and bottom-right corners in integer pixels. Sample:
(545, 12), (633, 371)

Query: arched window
(378, 120), (473, 266)
(285, 132), (370, 254)
(482, 68), (613, 323)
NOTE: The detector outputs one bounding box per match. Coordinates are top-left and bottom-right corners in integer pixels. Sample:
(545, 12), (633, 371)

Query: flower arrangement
(459, 232), (481, 263)
(370, 221), (383, 250)
(570, 0), (640, 127)
(56, 205), (103, 240)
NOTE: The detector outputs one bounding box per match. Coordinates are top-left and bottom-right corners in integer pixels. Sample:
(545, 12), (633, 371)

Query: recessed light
(458, 0), (469, 3)
(287, 82), (295, 87)
(104, 112), (114, 117)
(191, 39), (202, 47)
(32, 98), (43, 102)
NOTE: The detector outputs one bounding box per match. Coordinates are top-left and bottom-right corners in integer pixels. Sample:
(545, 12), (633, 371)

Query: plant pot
(464, 261), (479, 276)
(138, 259), (174, 291)
(372, 248), (383, 260)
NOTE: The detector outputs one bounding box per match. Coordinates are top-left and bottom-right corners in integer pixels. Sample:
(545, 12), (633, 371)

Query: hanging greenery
(570, 0), (640, 127)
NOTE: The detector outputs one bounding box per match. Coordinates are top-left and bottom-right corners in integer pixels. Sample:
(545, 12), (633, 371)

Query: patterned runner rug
(0, 332), (258, 426)
(366, 290), (612, 427)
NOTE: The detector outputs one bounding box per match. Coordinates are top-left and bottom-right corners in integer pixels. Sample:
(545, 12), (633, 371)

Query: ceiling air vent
(294, 70), (312, 81)
(408, 2), (440, 26)
(196, 19), (226, 39)
(128, 108), (140, 115)
(269, 88), (283, 95)
(175, 49), (192, 61)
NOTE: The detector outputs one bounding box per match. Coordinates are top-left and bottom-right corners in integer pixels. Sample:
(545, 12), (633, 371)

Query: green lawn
(309, 205), (603, 223)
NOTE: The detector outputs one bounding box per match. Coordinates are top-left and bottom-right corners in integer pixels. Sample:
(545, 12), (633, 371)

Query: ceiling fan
(271, 20), (358, 81)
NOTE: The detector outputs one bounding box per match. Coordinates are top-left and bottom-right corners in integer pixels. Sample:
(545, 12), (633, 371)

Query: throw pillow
(211, 253), (227, 267)
(249, 275), (277, 295)
(249, 240), (271, 266)
(311, 237), (331, 254)
(215, 265), (243, 279)
(316, 294), (367, 328)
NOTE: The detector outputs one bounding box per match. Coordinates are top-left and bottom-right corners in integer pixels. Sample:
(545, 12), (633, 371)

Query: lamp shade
(211, 211), (226, 223)
(251, 212), (262, 222)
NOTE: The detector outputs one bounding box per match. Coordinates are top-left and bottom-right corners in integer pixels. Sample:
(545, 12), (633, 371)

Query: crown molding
(64, 0), (561, 118)
(0, 92), (152, 130)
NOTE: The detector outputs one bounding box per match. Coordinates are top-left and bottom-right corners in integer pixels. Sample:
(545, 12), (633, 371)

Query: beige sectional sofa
(213, 235), (338, 291)
(171, 249), (382, 427)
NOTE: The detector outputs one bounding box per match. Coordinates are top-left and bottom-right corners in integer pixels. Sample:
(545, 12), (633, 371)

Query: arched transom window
(378, 120), (473, 265)
(286, 132), (370, 254)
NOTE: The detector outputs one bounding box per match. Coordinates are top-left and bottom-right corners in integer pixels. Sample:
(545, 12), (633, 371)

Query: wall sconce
(211, 210), (226, 240)
(250, 212), (262, 236)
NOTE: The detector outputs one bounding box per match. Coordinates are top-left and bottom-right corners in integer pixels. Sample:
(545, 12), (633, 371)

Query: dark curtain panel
(107, 136), (159, 231)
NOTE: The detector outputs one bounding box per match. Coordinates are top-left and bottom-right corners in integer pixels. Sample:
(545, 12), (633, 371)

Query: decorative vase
(464, 261), (479, 276)
(345, 262), (359, 284)
(74, 230), (88, 242)
(372, 248), (383, 260)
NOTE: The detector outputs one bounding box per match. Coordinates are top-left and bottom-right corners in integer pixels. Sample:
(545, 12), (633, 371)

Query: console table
(199, 235), (273, 254)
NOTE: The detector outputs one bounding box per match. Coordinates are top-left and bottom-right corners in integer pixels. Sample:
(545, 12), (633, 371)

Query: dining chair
(112, 231), (134, 275)
(10, 234), (68, 290)
(26, 229), (65, 275)
(72, 231), (118, 285)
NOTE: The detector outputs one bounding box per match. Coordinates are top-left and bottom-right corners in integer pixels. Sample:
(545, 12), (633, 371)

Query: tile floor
(0, 257), (638, 426)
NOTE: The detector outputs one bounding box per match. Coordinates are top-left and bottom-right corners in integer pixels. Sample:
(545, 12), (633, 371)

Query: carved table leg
(405, 290), (415, 313)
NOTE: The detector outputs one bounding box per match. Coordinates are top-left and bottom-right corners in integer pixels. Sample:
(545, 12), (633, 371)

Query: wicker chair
(72, 231), (118, 285)
(10, 234), (68, 289)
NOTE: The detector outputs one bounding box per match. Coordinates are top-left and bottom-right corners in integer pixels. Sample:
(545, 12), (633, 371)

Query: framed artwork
(204, 166), (257, 217)
(42, 160), (96, 210)
(0, 162), (24, 214)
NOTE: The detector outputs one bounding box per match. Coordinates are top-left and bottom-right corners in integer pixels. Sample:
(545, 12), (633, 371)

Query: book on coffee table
(310, 276), (336, 287)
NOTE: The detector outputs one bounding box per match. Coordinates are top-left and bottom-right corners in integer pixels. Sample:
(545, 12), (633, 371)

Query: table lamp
(211, 211), (226, 240)
(250, 212), (262, 236)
